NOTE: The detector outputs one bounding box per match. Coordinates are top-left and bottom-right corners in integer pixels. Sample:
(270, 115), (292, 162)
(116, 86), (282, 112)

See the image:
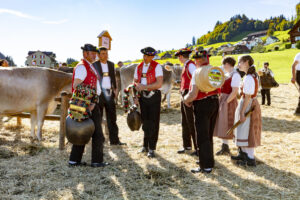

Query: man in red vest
(175, 48), (197, 156)
(133, 47), (163, 158)
(184, 50), (220, 173)
(69, 44), (109, 168)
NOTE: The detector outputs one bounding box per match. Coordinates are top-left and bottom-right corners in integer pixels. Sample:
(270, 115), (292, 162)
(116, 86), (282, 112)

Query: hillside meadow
(152, 49), (299, 83)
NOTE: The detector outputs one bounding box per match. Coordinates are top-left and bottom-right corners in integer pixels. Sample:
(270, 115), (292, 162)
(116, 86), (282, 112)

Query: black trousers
(69, 104), (104, 163)
(181, 90), (197, 150)
(193, 96), (219, 169)
(139, 90), (161, 150)
(296, 71), (300, 113)
(99, 90), (119, 144)
(261, 89), (271, 105)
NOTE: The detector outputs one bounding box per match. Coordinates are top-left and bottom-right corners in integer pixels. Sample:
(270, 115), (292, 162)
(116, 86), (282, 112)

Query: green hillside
(153, 49), (298, 84)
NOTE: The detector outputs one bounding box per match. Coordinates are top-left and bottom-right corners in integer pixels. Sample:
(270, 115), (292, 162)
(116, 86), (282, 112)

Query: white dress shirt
(101, 62), (112, 89)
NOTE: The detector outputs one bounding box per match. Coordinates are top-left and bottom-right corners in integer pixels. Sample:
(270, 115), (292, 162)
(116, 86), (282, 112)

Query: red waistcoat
(193, 63), (220, 101)
(136, 60), (159, 85)
(241, 75), (259, 98)
(180, 60), (196, 91)
(72, 59), (99, 92)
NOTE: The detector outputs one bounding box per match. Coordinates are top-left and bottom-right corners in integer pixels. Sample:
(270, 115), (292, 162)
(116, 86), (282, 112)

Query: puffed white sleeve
(231, 73), (241, 88)
(188, 63), (196, 75)
(74, 65), (87, 81)
(155, 64), (163, 77)
(134, 66), (138, 80)
(294, 53), (300, 62)
(243, 75), (255, 95)
(191, 70), (196, 86)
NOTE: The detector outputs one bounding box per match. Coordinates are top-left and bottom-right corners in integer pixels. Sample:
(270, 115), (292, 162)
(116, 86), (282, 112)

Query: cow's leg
(167, 92), (171, 108)
(36, 104), (48, 141)
(30, 111), (37, 139)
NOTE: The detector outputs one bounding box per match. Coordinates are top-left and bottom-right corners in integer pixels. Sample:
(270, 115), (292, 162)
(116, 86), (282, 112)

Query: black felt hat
(141, 47), (157, 56)
(81, 44), (98, 52)
(175, 48), (192, 57)
(192, 50), (211, 59)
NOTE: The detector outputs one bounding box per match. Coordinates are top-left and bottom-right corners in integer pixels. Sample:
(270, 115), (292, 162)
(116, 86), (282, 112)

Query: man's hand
(135, 83), (146, 91)
(134, 97), (139, 105)
(89, 103), (96, 112)
(184, 101), (192, 107)
(291, 77), (296, 84)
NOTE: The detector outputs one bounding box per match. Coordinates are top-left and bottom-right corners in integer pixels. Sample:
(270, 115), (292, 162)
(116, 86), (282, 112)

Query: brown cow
(0, 67), (72, 141)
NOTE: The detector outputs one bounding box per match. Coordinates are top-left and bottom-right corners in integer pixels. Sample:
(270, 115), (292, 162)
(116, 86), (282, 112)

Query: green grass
(144, 49), (298, 83)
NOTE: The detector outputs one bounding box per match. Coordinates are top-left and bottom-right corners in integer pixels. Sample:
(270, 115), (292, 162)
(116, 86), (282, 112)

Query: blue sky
(0, 0), (298, 66)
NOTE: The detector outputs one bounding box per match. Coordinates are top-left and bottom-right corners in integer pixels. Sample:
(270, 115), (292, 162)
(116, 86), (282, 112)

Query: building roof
(28, 51), (56, 57)
(247, 30), (268, 37)
(289, 20), (300, 34)
(222, 46), (235, 53)
(97, 30), (112, 39)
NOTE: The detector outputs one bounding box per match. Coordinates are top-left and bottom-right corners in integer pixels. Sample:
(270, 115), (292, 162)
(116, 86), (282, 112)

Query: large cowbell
(127, 106), (142, 131)
(66, 116), (95, 145)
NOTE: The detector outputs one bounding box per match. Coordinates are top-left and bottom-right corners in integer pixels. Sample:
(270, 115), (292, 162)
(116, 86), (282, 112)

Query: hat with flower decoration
(174, 48), (192, 57)
(141, 47), (157, 56)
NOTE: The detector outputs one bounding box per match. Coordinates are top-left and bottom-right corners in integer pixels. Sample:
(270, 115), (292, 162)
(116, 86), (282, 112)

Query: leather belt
(103, 88), (112, 96)
(141, 90), (159, 98)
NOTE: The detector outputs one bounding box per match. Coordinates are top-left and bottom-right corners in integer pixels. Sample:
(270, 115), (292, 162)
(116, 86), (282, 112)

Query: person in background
(117, 61), (124, 68)
(0, 59), (9, 67)
(291, 52), (300, 115)
(259, 62), (274, 106)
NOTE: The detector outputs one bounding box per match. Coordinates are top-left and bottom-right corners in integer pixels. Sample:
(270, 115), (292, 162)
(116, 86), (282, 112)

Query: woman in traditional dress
(214, 57), (241, 156)
(231, 55), (262, 167)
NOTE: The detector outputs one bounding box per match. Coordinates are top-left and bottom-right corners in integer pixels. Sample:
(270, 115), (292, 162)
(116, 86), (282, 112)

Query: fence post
(59, 92), (69, 150)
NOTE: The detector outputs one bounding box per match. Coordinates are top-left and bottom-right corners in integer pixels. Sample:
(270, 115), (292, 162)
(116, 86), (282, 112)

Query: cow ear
(164, 65), (173, 72)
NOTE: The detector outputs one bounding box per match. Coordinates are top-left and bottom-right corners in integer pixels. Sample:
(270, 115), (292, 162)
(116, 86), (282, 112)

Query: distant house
(161, 52), (172, 59)
(25, 51), (57, 68)
(265, 36), (279, 45)
(289, 20), (300, 48)
(246, 30), (268, 41)
(223, 45), (250, 55)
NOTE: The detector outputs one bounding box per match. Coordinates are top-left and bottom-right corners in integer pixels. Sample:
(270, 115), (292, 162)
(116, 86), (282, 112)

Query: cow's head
(172, 64), (182, 86)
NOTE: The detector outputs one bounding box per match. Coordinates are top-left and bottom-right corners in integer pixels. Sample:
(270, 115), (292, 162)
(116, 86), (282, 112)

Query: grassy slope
(153, 49), (298, 83)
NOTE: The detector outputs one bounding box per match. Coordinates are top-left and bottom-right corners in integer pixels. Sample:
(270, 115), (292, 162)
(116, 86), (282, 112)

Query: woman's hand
(240, 113), (246, 123)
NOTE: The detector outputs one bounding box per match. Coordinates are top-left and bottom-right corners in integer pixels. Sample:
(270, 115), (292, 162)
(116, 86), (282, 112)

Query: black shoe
(177, 147), (192, 154)
(111, 142), (127, 146)
(190, 151), (198, 156)
(216, 143), (230, 156)
(238, 154), (256, 167)
(139, 147), (148, 153)
(196, 161), (200, 165)
(68, 161), (87, 167)
(147, 150), (155, 158)
(91, 162), (110, 167)
(191, 167), (212, 174)
(231, 148), (246, 161)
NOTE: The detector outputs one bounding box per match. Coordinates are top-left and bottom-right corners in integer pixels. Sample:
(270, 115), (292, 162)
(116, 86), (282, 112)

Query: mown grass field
(0, 84), (299, 199)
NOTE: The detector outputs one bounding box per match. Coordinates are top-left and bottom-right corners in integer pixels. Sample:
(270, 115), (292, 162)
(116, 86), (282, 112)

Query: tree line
(195, 14), (294, 45)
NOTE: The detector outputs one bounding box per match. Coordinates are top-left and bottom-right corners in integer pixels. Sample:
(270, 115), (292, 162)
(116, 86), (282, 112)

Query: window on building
(298, 27), (300, 32)
(296, 36), (300, 41)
